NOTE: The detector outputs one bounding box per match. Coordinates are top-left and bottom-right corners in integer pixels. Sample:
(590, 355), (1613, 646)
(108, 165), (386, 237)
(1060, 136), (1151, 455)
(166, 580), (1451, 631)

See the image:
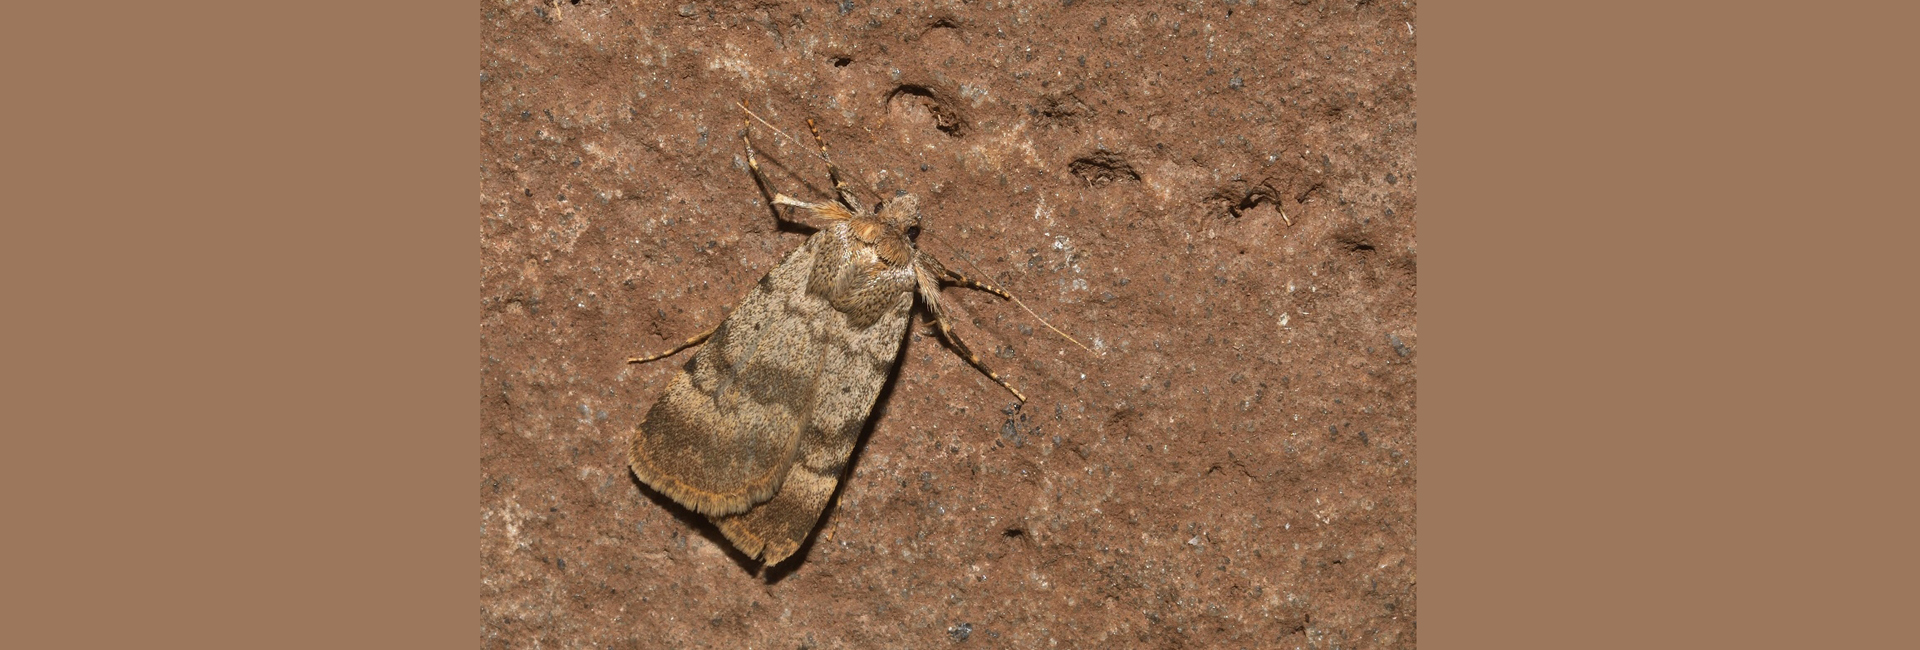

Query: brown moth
(626, 106), (1024, 566)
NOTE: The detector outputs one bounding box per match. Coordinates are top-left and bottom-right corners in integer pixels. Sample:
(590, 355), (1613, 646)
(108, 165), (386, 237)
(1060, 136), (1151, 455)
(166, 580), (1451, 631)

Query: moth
(626, 105), (1024, 566)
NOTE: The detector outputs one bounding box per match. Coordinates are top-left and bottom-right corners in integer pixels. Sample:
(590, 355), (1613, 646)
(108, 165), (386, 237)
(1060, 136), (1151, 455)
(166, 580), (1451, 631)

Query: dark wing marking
(715, 285), (915, 563)
(629, 237), (828, 516)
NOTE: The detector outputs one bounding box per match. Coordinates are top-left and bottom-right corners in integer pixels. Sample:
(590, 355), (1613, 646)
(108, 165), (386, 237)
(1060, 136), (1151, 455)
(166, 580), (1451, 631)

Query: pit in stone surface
(1069, 151), (1140, 186)
(887, 85), (968, 137)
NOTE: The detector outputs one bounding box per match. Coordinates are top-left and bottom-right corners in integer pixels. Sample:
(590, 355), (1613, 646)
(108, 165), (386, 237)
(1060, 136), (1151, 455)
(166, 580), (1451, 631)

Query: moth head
(877, 193), (922, 242)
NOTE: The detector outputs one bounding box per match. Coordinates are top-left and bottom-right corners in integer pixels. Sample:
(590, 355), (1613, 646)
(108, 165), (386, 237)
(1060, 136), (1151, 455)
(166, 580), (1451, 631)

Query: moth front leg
(804, 117), (865, 214)
(739, 102), (854, 229)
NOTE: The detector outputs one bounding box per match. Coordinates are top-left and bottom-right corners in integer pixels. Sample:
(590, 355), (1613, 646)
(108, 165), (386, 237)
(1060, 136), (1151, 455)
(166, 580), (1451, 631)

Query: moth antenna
(737, 100), (880, 207)
(737, 101), (830, 167)
(928, 232), (1096, 355)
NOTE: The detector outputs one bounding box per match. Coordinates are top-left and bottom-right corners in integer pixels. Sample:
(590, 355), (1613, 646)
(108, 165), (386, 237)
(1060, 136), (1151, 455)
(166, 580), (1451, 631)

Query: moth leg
(626, 321), (720, 364)
(740, 102), (852, 227)
(940, 267), (1012, 300)
(915, 253), (1012, 300)
(915, 275), (1027, 402)
(739, 105), (808, 228)
(805, 117), (865, 214)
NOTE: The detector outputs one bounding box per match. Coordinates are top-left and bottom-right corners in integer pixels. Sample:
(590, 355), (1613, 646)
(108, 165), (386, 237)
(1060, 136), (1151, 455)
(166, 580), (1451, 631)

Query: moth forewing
(627, 237), (827, 517)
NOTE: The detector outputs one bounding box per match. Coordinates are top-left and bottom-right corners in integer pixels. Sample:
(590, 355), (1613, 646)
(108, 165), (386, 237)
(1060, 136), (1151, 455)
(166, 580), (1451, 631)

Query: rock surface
(481, 1), (1417, 647)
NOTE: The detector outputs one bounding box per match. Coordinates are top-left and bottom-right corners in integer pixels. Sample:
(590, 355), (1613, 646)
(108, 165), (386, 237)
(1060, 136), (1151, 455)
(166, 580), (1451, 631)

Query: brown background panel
(1422, 2), (1917, 648)
(5, 2), (473, 648)
(5, 0), (1911, 648)
(482, 1), (1417, 647)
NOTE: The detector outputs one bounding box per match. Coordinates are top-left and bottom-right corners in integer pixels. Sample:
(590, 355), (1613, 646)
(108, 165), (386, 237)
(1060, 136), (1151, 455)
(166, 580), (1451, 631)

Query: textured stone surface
(481, 1), (1417, 647)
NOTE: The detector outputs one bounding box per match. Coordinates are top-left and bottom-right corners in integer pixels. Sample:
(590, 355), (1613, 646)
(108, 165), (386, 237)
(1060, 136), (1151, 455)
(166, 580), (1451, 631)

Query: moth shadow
(626, 471), (765, 574)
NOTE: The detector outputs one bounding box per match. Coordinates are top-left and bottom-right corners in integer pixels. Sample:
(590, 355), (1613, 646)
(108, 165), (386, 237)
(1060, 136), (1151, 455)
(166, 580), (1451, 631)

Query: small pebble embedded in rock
(1389, 333), (1412, 357)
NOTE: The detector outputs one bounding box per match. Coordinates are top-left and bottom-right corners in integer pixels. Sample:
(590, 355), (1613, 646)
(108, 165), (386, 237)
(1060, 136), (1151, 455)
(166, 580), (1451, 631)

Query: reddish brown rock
(482, 2), (1417, 647)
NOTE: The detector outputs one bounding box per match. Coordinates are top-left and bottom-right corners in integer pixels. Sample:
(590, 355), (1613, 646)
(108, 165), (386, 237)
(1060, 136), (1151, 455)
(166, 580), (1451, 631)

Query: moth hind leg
(916, 252), (1012, 300)
(940, 267), (1012, 300)
(626, 320), (720, 364)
